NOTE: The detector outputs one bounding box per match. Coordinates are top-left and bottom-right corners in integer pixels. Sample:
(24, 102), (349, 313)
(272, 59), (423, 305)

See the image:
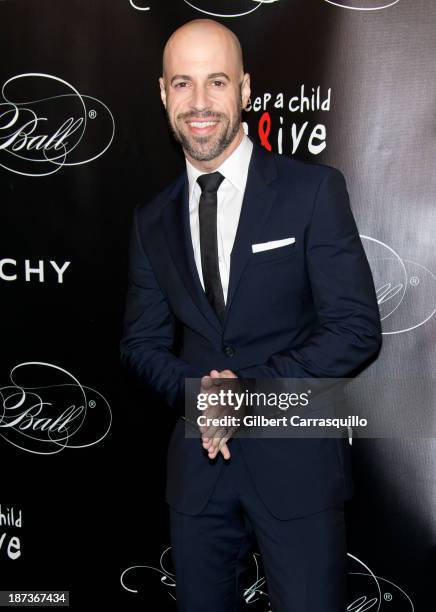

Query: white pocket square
(251, 237), (295, 253)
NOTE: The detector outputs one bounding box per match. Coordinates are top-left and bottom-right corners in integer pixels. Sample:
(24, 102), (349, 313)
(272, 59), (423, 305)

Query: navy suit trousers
(169, 438), (347, 612)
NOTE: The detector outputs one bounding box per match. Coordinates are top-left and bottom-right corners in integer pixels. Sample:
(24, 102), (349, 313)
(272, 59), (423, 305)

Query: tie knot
(197, 171), (224, 194)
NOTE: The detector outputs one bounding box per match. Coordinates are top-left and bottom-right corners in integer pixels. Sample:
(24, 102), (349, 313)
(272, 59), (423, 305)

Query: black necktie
(197, 171), (226, 323)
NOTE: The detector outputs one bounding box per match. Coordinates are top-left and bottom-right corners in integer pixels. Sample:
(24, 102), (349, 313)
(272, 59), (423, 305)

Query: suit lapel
(223, 144), (278, 324)
(162, 144), (278, 333)
(162, 175), (223, 333)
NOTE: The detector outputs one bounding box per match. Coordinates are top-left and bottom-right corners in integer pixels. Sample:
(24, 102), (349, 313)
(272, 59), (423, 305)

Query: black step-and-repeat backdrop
(1, 0), (435, 609)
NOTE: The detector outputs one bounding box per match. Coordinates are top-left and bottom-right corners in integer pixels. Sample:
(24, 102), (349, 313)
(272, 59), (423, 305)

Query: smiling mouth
(186, 120), (219, 132)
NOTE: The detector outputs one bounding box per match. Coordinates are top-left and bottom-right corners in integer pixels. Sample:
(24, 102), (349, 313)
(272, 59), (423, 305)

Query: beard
(167, 107), (241, 162)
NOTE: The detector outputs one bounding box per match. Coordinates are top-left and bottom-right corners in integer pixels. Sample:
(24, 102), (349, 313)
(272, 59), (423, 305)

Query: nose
(190, 83), (210, 112)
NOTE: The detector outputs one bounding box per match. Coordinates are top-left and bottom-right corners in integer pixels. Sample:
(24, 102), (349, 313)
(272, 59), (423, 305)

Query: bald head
(162, 19), (244, 79)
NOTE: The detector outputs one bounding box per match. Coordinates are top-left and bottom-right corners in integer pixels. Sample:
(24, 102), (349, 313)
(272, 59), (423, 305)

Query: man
(120, 19), (382, 612)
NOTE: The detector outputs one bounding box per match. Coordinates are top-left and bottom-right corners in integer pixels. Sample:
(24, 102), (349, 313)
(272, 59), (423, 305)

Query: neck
(185, 126), (245, 173)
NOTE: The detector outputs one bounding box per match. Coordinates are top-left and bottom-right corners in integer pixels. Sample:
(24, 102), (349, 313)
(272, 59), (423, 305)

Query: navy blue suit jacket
(120, 144), (382, 519)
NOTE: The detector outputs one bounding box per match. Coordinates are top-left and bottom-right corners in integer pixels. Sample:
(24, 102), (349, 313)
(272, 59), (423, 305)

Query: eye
(174, 81), (189, 89)
(212, 80), (225, 87)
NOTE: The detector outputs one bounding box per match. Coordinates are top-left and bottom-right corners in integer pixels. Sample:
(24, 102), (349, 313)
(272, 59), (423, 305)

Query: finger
(202, 438), (212, 450)
(202, 434), (213, 446)
(206, 427), (227, 447)
(207, 443), (220, 459)
(220, 442), (231, 460)
(208, 438), (230, 460)
(207, 433), (228, 455)
(209, 370), (226, 385)
(220, 370), (237, 378)
(206, 436), (221, 455)
(202, 435), (213, 448)
(201, 375), (215, 390)
(206, 436), (220, 452)
(202, 432), (222, 449)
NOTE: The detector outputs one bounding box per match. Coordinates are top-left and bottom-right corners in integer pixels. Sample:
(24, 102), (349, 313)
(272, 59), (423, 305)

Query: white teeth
(189, 121), (217, 128)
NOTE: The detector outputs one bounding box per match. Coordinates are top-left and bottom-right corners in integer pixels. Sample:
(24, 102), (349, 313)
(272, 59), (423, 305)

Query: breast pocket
(250, 242), (297, 264)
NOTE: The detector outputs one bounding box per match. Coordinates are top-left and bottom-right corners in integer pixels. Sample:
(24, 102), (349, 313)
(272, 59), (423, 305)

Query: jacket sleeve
(120, 206), (204, 413)
(236, 168), (382, 380)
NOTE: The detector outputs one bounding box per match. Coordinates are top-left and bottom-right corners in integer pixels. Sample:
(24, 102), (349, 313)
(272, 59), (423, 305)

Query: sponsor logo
(121, 548), (414, 610)
(245, 87), (331, 156)
(0, 362), (112, 455)
(0, 259), (70, 284)
(0, 73), (115, 177)
(361, 235), (436, 335)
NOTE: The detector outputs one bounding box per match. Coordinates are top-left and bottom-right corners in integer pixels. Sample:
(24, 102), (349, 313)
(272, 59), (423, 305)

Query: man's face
(159, 27), (250, 163)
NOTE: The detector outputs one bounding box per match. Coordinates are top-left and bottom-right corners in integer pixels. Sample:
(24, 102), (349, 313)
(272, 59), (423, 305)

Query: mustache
(177, 111), (225, 121)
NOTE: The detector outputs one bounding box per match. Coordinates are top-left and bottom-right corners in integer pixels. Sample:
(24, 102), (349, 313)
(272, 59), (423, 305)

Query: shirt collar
(186, 133), (253, 203)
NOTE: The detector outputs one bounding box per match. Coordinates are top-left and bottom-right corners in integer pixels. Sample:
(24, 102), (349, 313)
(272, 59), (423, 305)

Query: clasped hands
(198, 369), (243, 460)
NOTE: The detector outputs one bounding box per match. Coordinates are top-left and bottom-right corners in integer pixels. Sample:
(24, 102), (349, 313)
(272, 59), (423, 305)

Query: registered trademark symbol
(409, 276), (419, 286)
(384, 592), (393, 601)
(88, 400), (96, 408)
(88, 109), (97, 119)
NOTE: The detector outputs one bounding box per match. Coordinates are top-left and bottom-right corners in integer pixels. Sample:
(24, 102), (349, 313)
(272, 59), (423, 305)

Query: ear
(159, 77), (167, 109)
(241, 73), (251, 110)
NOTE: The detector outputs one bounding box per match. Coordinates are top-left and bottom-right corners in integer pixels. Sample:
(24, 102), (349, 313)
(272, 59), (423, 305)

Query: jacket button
(223, 345), (235, 357)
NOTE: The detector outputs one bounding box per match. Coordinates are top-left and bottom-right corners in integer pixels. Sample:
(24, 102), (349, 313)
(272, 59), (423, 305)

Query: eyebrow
(170, 72), (231, 85)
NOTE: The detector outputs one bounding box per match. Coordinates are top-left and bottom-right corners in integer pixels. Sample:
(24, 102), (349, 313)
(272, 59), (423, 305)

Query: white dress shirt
(186, 134), (253, 304)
